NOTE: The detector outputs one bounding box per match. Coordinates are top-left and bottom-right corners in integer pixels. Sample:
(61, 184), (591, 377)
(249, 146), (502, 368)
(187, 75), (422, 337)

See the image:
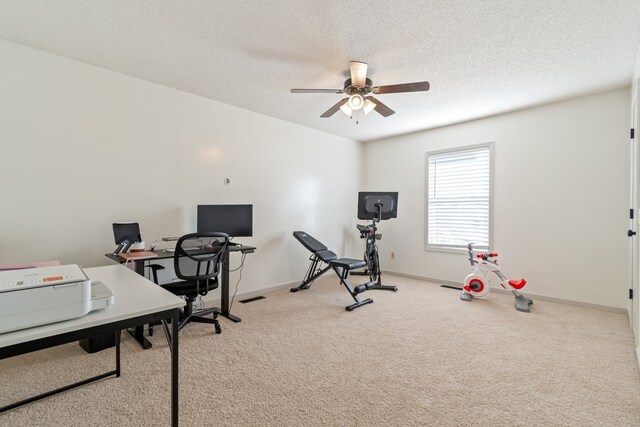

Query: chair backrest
(174, 232), (229, 283)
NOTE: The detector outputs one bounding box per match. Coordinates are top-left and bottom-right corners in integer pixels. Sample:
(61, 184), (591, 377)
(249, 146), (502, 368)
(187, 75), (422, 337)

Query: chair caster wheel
(215, 325), (222, 334)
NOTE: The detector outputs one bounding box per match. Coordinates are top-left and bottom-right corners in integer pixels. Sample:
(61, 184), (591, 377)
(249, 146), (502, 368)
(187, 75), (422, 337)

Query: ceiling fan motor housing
(344, 78), (373, 95)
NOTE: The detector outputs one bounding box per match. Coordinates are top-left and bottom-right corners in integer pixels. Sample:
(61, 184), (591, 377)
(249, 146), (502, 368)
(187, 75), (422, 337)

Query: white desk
(0, 265), (185, 426)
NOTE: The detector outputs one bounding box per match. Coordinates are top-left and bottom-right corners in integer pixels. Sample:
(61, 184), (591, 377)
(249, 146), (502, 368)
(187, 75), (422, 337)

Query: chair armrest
(145, 264), (165, 284)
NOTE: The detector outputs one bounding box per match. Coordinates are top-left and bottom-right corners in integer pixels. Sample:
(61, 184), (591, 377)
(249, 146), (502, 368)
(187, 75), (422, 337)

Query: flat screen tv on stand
(357, 192), (398, 223)
(197, 205), (253, 244)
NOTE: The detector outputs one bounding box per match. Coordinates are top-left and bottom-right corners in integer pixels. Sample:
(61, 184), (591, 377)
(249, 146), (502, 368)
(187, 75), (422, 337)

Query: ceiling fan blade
(367, 96), (395, 117)
(320, 98), (349, 118)
(291, 88), (344, 94)
(372, 81), (430, 94)
(350, 61), (368, 88)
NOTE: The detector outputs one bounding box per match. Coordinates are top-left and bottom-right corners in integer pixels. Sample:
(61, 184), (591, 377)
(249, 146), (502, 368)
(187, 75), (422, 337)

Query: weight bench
(291, 231), (376, 311)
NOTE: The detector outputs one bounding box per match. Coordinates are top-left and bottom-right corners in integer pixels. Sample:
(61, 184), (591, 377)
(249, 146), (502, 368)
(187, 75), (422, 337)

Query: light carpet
(1, 275), (639, 426)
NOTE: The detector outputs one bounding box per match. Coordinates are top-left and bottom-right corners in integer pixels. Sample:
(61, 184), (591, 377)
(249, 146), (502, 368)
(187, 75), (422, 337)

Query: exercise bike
(461, 243), (532, 312)
(354, 223), (380, 282)
(351, 192), (398, 292)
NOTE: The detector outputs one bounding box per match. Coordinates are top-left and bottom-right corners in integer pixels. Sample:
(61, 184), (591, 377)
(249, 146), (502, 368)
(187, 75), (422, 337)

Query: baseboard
(383, 270), (627, 314)
(383, 271), (463, 288)
(200, 280), (299, 306)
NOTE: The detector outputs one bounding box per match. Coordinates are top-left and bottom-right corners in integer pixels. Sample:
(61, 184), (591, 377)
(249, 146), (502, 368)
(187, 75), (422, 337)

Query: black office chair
(160, 232), (229, 333)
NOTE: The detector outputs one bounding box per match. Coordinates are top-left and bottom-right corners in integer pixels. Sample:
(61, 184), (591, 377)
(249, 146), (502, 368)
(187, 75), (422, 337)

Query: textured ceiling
(1, 1), (639, 142)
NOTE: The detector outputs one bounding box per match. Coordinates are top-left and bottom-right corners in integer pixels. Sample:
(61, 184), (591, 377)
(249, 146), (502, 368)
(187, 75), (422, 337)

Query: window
(426, 144), (492, 251)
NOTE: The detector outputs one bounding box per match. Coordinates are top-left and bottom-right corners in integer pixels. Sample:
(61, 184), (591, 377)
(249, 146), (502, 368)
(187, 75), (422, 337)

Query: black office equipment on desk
(197, 204), (253, 237)
(112, 222), (142, 254)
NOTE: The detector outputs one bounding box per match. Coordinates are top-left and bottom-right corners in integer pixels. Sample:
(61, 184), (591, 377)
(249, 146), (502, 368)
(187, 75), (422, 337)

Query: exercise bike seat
(329, 258), (366, 271)
(508, 279), (527, 290)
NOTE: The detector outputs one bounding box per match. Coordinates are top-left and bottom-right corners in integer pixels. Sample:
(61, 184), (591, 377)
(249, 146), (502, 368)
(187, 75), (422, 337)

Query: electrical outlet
(391, 251), (395, 259)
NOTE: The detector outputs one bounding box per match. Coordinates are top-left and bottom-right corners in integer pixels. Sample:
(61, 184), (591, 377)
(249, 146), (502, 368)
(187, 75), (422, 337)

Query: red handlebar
(477, 253), (498, 259)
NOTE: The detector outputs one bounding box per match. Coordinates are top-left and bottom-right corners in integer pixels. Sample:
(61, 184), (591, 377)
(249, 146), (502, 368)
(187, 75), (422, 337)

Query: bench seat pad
(316, 250), (338, 262)
(329, 258), (366, 270)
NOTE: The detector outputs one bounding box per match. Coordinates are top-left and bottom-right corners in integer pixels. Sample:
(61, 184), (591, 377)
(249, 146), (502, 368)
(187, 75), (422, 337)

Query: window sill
(424, 246), (470, 254)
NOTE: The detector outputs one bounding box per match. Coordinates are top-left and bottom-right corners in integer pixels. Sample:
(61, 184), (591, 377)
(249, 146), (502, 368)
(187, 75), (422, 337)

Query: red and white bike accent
(461, 243), (532, 312)
(462, 275), (488, 297)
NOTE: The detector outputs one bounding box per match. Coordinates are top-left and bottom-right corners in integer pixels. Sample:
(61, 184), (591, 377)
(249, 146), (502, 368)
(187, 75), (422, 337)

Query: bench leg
(334, 266), (374, 311)
(365, 282), (398, 292)
(291, 256), (332, 292)
(346, 298), (374, 311)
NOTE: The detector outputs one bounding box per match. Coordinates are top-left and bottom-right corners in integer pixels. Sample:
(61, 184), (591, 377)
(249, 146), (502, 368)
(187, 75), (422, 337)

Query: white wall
(363, 89), (630, 308)
(633, 44), (640, 97)
(0, 40), (363, 295)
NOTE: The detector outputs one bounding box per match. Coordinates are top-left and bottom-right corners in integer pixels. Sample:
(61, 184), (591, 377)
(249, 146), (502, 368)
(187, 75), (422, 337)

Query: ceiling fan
(290, 61), (430, 119)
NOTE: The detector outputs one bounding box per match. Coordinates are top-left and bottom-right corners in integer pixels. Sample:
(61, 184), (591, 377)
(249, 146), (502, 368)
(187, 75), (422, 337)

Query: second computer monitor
(197, 204), (253, 237)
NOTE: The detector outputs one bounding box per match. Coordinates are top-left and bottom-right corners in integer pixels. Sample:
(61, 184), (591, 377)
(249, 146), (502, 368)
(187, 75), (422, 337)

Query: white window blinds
(427, 145), (491, 250)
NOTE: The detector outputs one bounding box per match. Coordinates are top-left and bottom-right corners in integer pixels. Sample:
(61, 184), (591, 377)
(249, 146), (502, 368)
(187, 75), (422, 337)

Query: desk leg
(115, 330), (121, 377)
(134, 259), (146, 276)
(0, 330), (121, 413)
(171, 308), (179, 427)
(219, 250), (242, 323)
(129, 259), (153, 349)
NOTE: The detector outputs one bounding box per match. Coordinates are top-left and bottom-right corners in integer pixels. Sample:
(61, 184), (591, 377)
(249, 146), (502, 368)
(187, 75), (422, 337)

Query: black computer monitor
(197, 205), (253, 237)
(112, 222), (142, 245)
(357, 192), (398, 221)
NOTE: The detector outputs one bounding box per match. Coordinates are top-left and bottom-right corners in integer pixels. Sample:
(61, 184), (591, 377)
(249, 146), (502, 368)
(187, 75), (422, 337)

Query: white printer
(0, 264), (114, 334)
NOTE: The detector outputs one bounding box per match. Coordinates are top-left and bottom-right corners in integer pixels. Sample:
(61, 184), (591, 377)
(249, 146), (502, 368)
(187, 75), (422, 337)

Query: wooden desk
(105, 244), (256, 348)
(0, 265), (185, 426)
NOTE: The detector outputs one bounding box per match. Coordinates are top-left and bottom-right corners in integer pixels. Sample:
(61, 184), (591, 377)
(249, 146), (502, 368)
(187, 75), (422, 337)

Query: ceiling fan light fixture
(348, 94), (364, 110)
(340, 103), (353, 116)
(291, 61), (425, 119)
(350, 61), (368, 88)
(363, 98), (376, 115)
